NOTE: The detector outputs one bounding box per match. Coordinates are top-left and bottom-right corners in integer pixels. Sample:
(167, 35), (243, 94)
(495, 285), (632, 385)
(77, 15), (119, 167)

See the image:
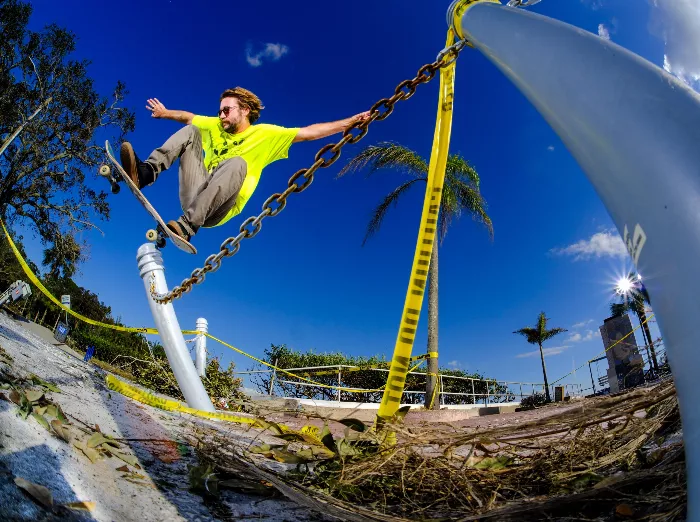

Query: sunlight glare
(616, 276), (633, 295)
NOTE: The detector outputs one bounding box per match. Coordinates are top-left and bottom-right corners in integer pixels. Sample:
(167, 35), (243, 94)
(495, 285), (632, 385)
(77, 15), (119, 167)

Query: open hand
(345, 111), (371, 130)
(146, 98), (167, 118)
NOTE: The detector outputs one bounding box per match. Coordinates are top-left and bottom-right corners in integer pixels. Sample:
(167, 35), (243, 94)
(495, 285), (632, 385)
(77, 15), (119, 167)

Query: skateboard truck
(147, 225), (167, 250)
(98, 164), (121, 194)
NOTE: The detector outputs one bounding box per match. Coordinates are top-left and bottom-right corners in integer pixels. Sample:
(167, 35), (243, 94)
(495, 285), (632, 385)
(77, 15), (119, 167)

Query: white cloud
(246, 43), (289, 68)
(572, 319), (594, 329)
(581, 0), (604, 10)
(547, 145), (555, 151)
(598, 23), (611, 40)
(447, 360), (461, 369)
(516, 346), (570, 358)
(566, 333), (583, 343)
(582, 329), (601, 342)
(650, 0), (700, 90)
(550, 230), (628, 261)
(566, 329), (600, 343)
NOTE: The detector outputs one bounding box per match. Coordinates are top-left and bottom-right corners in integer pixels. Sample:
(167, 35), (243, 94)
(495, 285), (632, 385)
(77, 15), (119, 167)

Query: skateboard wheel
(111, 184), (120, 194)
(156, 237), (166, 249)
(99, 164), (111, 176)
(146, 229), (158, 241)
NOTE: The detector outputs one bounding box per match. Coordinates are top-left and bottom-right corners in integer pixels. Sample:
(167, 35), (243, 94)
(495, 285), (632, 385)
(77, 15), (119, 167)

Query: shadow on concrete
(3, 314), (314, 521)
(0, 444), (93, 521)
(0, 324), (30, 345)
(88, 370), (243, 521)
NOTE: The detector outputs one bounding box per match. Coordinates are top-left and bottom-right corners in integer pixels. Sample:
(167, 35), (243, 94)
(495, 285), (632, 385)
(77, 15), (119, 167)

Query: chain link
(152, 43), (468, 304)
(507, 0), (542, 7)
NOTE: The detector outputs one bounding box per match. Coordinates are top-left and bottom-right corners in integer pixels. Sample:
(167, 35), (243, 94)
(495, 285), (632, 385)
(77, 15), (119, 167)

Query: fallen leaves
(9, 383), (145, 478)
(64, 501), (96, 512)
(616, 503), (635, 518)
(14, 476), (96, 513)
(14, 477), (53, 509)
(29, 374), (61, 393)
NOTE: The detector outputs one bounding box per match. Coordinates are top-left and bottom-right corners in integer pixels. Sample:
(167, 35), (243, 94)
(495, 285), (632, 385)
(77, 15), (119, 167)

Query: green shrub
(520, 392), (549, 408)
(250, 344), (511, 404)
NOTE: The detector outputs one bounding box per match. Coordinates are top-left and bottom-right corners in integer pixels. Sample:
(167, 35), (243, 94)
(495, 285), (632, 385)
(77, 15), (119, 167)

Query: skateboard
(102, 140), (197, 255)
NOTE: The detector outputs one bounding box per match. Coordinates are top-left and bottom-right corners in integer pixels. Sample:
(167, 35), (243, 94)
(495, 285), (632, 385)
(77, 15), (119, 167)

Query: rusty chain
(152, 41), (468, 304)
(507, 0), (542, 7)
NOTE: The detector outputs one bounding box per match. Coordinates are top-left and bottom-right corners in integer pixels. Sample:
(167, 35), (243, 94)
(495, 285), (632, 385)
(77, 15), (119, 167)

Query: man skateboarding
(119, 87), (370, 242)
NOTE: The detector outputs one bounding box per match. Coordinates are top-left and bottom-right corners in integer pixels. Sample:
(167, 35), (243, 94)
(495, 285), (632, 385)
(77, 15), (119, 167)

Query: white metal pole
(137, 244), (214, 412)
(337, 366), (341, 402)
(195, 317), (208, 378)
(452, 4), (700, 512)
(268, 358), (278, 396)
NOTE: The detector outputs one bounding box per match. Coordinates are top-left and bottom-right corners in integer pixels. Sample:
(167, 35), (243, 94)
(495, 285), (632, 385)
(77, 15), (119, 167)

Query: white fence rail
(234, 365), (584, 406)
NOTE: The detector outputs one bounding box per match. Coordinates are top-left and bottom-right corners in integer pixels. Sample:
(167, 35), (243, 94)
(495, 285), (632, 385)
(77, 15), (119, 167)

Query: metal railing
(234, 365), (584, 406)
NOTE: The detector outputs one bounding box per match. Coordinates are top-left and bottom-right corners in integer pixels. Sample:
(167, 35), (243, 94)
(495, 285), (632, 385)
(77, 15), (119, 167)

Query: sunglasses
(219, 106), (240, 116)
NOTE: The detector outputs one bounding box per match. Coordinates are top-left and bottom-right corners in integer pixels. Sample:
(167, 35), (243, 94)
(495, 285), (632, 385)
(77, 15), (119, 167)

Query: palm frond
(541, 327), (567, 342)
(513, 327), (539, 345)
(339, 145), (493, 246)
(446, 154), (480, 187)
(610, 302), (629, 317)
(537, 312), (547, 335)
(448, 173), (494, 240)
(337, 142), (428, 179)
(438, 183), (460, 243)
(515, 313), (566, 345)
(429, 157), (494, 243)
(362, 178), (423, 246)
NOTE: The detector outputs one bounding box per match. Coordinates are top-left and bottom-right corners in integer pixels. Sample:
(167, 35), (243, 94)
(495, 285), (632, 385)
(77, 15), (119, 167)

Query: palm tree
(338, 142), (493, 409)
(513, 312), (567, 403)
(610, 272), (658, 372)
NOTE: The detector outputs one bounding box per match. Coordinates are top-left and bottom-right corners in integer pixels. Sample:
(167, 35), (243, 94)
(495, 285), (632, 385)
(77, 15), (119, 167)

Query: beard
(221, 119), (240, 134)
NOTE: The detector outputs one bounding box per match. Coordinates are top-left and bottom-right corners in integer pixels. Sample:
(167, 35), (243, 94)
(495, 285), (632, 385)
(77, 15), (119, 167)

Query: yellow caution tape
(377, 30), (458, 421)
(450, 0), (503, 41)
(0, 217), (197, 335)
(205, 333), (426, 393)
(428, 351), (439, 359)
(105, 374), (258, 425)
(427, 373), (441, 410)
(290, 353), (430, 377)
(108, 374), (368, 447)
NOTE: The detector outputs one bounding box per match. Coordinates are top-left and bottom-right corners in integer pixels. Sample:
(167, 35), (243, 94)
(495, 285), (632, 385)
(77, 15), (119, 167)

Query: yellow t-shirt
(191, 116), (299, 226)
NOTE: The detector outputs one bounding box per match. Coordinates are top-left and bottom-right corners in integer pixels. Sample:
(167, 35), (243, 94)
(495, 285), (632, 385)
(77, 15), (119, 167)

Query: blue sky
(21, 0), (697, 392)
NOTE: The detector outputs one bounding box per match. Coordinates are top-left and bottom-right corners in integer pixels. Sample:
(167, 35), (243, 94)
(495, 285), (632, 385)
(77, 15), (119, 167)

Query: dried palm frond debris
(191, 381), (685, 521)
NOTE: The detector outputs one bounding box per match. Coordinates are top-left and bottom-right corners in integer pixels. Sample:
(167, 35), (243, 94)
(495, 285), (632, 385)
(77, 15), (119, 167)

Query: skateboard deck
(104, 140), (197, 255)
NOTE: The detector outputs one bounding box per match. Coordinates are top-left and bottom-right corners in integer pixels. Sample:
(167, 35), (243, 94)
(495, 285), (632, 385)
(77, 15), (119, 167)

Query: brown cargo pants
(144, 125), (246, 234)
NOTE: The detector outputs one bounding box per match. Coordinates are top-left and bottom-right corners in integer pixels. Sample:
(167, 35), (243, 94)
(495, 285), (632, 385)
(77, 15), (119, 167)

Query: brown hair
(220, 87), (264, 124)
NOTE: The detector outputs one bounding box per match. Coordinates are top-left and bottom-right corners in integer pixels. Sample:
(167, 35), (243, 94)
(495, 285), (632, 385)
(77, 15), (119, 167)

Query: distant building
(599, 314), (644, 392)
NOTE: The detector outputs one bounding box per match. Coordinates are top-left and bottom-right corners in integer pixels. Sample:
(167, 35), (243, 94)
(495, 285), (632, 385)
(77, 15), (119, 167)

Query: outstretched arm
(146, 98), (195, 125)
(293, 111), (371, 143)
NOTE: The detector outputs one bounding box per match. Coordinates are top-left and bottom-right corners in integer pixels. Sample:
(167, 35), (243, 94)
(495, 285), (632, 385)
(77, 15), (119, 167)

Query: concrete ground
(0, 311), (330, 522)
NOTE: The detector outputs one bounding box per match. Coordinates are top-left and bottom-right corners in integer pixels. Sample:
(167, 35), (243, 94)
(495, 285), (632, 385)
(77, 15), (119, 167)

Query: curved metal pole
(137, 244), (214, 411)
(453, 2), (700, 516)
